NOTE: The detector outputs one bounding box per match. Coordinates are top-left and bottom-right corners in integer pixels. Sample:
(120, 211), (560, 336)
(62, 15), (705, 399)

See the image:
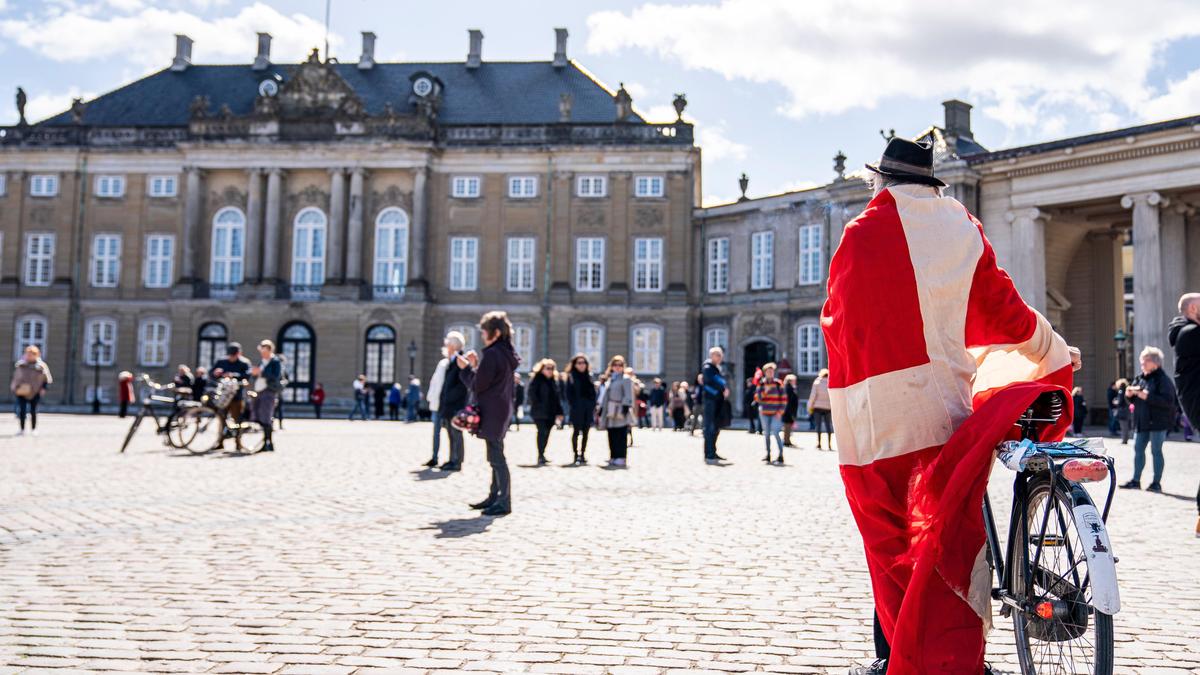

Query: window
(14, 315), (48, 361)
(197, 322), (227, 370)
(506, 237), (536, 292)
(24, 233), (54, 286)
(634, 175), (664, 198)
(751, 231), (774, 290)
(144, 235), (174, 288)
(30, 174), (58, 197)
(799, 223), (823, 285)
(707, 237), (729, 293)
(138, 318), (170, 367)
(796, 323), (823, 375)
(576, 238), (605, 292)
(90, 234), (121, 288)
(0, 173), (7, 196)
(573, 324), (604, 373)
(704, 326), (729, 355)
(373, 207), (409, 295)
(85, 385), (112, 404)
(94, 175), (125, 198)
(633, 237), (663, 292)
(447, 324), (478, 352)
(513, 324), (534, 367)
(364, 325), (396, 384)
(292, 207), (327, 291)
(211, 207), (245, 286)
(576, 175), (607, 197)
(630, 325), (663, 374)
(83, 318), (117, 366)
(148, 175), (178, 197)
(449, 237), (478, 291)
(279, 322), (315, 403)
(508, 176), (538, 199)
(451, 175), (481, 198)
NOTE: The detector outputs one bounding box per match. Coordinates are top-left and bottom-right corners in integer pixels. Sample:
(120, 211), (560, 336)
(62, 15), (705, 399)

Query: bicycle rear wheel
(170, 406), (212, 452)
(120, 408), (146, 453)
(1010, 473), (1114, 675)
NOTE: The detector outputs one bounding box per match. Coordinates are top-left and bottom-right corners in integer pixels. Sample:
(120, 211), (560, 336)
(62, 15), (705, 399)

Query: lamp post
(1113, 329), (1127, 380)
(407, 339), (418, 378)
(91, 338), (103, 414)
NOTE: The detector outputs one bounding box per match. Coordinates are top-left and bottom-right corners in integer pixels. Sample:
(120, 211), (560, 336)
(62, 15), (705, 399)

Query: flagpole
(323, 0), (331, 60)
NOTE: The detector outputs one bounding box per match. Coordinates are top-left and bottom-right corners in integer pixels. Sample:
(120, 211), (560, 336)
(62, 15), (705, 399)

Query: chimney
(253, 32), (272, 71)
(171, 34), (192, 72)
(466, 29), (482, 69)
(358, 31), (376, 70)
(552, 28), (568, 68)
(943, 99), (973, 139)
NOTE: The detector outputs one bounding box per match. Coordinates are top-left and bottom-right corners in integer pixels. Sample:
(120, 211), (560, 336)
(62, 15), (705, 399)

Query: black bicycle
(119, 375), (211, 453)
(985, 391), (1119, 674)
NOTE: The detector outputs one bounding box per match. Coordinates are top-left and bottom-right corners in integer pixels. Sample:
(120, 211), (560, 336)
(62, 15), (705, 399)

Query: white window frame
(143, 234), (174, 289)
(447, 323), (478, 352)
(707, 237), (729, 293)
(83, 317), (118, 366)
(94, 175), (125, 198)
(211, 206), (246, 287)
(29, 174), (58, 197)
(373, 207), (410, 294)
(630, 324), (663, 375)
(634, 174), (664, 198)
(506, 237), (536, 292)
(14, 314), (48, 361)
(451, 175), (481, 199)
(513, 324), (534, 367)
(507, 175), (538, 199)
(147, 175), (178, 198)
(573, 323), (605, 373)
(138, 318), (171, 367)
(575, 237), (605, 292)
(291, 207), (326, 289)
(751, 230), (774, 290)
(704, 326), (729, 355)
(85, 385), (112, 405)
(799, 223), (823, 286)
(576, 175), (607, 198)
(796, 323), (824, 376)
(0, 173), (7, 197)
(449, 236), (479, 291)
(90, 234), (121, 288)
(24, 233), (55, 286)
(633, 237), (664, 293)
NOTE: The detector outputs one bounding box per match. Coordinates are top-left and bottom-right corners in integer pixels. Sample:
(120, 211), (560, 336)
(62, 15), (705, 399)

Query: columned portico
(327, 168), (347, 283)
(346, 167), (366, 285)
(1122, 191), (1167, 359)
(1005, 207), (1049, 314)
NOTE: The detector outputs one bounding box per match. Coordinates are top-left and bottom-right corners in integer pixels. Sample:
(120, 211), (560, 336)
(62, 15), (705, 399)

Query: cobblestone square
(1, 415), (1198, 674)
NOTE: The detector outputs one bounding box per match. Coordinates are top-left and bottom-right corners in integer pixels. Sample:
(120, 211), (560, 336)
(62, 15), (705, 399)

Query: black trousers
(443, 416), (464, 465)
(571, 425), (590, 457)
(16, 395), (39, 430)
(486, 438), (510, 508)
(534, 419), (554, 458)
(874, 611), (891, 662)
(607, 426), (628, 459)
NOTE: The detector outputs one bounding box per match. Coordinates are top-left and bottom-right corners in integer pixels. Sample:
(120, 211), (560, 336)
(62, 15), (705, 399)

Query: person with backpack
(387, 383), (402, 420)
(701, 347), (730, 463)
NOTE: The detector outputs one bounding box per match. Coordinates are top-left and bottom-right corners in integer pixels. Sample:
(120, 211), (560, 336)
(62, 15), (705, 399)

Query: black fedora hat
(865, 137), (946, 188)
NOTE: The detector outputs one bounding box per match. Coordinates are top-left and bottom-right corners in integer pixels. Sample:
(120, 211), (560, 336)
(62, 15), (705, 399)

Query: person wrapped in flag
(824, 138), (1081, 675)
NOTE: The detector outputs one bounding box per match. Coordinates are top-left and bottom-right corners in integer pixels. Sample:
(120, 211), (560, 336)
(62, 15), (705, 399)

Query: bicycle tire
(170, 407), (207, 452)
(1011, 473), (1114, 675)
(120, 408), (147, 453)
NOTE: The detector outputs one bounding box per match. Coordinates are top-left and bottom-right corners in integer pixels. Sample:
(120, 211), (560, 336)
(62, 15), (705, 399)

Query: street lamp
(1113, 329), (1127, 380)
(407, 339), (418, 378)
(91, 338), (103, 414)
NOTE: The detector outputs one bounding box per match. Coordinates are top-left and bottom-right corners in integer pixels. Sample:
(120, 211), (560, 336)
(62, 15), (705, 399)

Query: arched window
(373, 207), (409, 297)
(138, 318), (171, 367)
(210, 207), (245, 287)
(572, 323), (605, 374)
(292, 207), (327, 297)
(795, 323), (824, 375)
(278, 322), (315, 403)
(196, 322), (227, 369)
(630, 324), (663, 375)
(14, 314), (48, 361)
(364, 324), (396, 385)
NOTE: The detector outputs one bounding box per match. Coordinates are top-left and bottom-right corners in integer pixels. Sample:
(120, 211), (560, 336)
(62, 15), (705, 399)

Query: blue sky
(4, 0), (1200, 205)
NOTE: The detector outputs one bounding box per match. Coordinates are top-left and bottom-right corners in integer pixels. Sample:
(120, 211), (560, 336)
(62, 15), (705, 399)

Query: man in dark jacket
(209, 342), (252, 451)
(1168, 293), (1200, 528)
(433, 331), (469, 471)
(459, 312), (520, 516)
(702, 346), (729, 464)
(1120, 346), (1177, 492)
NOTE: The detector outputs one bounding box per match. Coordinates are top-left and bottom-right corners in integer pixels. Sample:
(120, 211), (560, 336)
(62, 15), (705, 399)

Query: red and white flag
(821, 184), (1074, 674)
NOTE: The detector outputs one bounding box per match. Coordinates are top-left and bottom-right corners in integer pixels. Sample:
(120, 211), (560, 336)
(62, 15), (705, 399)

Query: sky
(4, 0), (1200, 205)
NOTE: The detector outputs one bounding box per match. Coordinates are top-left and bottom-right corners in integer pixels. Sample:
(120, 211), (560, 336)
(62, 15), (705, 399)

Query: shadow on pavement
(422, 516), (493, 539)
(411, 468), (450, 481)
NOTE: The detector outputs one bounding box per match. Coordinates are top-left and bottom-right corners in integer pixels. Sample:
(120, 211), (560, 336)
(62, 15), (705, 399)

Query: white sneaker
(15, 430), (24, 437)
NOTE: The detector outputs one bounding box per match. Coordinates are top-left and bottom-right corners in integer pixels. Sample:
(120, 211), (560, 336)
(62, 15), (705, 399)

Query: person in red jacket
(117, 371), (136, 418)
(309, 383), (325, 419)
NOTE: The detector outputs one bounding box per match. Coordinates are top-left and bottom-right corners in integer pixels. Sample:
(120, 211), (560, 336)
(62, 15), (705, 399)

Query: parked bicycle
(119, 375), (212, 453)
(205, 376), (271, 454)
(986, 391), (1120, 675)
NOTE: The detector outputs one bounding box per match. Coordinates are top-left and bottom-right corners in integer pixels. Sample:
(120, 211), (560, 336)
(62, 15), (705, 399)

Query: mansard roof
(37, 60), (641, 128)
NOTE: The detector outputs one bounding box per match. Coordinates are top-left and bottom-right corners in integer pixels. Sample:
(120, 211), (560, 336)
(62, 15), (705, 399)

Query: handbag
(452, 405), (481, 434)
(14, 383), (32, 399)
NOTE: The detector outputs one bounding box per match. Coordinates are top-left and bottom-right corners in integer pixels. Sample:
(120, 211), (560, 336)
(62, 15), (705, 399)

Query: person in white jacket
(423, 347), (451, 468)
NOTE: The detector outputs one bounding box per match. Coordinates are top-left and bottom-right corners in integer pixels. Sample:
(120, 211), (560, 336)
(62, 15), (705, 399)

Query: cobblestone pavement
(1, 415), (1198, 674)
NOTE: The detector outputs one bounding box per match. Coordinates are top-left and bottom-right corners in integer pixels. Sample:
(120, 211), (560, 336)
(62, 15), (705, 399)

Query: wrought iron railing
(371, 285), (406, 301)
(289, 284), (323, 301)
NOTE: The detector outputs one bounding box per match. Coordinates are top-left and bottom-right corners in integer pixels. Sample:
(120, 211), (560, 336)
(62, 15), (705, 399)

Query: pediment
(276, 49), (364, 120)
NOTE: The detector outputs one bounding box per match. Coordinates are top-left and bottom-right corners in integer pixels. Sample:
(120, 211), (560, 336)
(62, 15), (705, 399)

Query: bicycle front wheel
(169, 406), (210, 451)
(1010, 473), (1114, 675)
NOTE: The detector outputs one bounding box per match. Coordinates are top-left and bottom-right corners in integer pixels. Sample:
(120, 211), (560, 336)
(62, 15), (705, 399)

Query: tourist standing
(10, 345), (51, 436)
(564, 355), (597, 464)
(435, 331), (468, 471)
(117, 371), (135, 418)
(310, 382), (325, 419)
(387, 383), (402, 420)
(668, 381), (689, 431)
(1168, 293), (1200, 533)
(755, 363), (787, 464)
(426, 351), (450, 467)
(1071, 386), (1087, 435)
(373, 384), (386, 419)
(649, 378), (667, 430)
(743, 377), (761, 434)
(406, 377), (421, 422)
(1120, 347), (1177, 492)
(702, 347), (730, 463)
(782, 374), (799, 447)
(1105, 379), (1121, 436)
(1112, 378), (1131, 443)
(527, 358), (563, 465)
(209, 343), (252, 451)
(349, 375), (368, 421)
(459, 312), (520, 516)
(807, 368), (833, 451)
(512, 373), (525, 430)
(249, 339), (283, 452)
(598, 356), (634, 467)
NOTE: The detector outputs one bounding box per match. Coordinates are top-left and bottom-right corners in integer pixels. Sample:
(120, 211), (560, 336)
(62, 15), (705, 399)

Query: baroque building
(0, 29), (699, 406)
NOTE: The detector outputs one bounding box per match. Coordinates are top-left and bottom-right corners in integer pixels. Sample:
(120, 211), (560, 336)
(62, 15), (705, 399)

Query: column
(182, 167), (203, 281)
(1121, 191), (1166, 357)
(262, 168), (283, 281)
(346, 167), (366, 283)
(244, 168), (264, 283)
(1004, 207), (1049, 314)
(409, 166), (429, 286)
(327, 168), (346, 282)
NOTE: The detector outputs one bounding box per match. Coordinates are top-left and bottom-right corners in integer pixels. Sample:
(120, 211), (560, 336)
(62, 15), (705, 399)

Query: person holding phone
(457, 312), (520, 516)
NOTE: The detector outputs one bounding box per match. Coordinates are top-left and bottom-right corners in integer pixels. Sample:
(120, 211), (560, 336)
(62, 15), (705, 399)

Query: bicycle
(119, 375), (211, 453)
(985, 391), (1120, 675)
(206, 376), (271, 454)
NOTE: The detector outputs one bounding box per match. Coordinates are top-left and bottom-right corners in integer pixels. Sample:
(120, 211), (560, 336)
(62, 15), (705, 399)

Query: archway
(740, 339), (777, 414)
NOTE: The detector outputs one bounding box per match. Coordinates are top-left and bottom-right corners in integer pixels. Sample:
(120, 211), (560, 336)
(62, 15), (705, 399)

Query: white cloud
(586, 0), (1200, 133)
(642, 103), (749, 164)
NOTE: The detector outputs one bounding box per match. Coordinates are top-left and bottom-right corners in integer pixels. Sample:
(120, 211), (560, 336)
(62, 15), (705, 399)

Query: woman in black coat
(564, 354), (598, 465)
(458, 312), (521, 516)
(527, 358), (564, 466)
(782, 374), (799, 447)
